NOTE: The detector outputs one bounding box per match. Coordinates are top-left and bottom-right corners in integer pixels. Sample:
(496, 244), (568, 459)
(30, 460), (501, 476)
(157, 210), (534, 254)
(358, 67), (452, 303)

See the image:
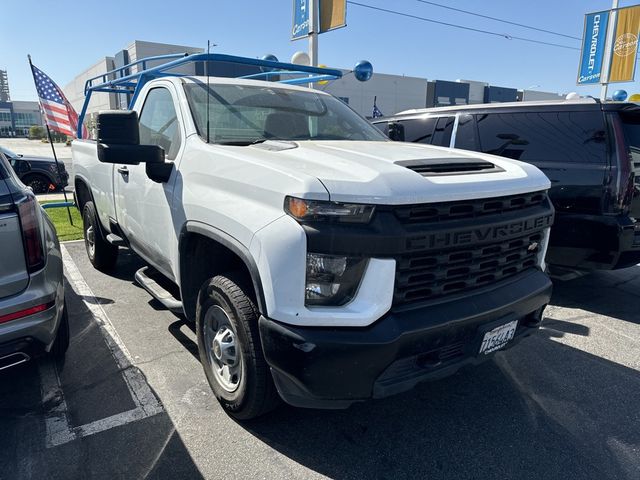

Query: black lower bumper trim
(259, 269), (552, 409)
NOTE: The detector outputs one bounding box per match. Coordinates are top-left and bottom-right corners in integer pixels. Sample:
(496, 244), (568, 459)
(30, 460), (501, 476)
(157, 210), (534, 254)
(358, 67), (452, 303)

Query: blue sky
(2, 0), (639, 101)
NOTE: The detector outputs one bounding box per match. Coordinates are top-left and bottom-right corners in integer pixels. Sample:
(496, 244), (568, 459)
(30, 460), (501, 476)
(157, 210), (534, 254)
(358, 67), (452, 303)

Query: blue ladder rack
(78, 53), (343, 138)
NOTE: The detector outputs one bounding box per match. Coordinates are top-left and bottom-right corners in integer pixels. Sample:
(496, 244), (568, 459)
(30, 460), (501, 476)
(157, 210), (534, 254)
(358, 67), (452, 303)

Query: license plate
(478, 320), (518, 355)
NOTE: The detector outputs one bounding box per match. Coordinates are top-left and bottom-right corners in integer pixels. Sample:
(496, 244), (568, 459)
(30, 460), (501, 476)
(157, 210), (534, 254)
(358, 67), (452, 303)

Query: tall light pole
(309, 0), (319, 68)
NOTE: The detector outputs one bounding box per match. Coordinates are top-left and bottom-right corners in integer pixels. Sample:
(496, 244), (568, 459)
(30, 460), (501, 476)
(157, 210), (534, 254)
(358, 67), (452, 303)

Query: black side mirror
(145, 161), (174, 183)
(96, 111), (164, 166)
(387, 122), (405, 141)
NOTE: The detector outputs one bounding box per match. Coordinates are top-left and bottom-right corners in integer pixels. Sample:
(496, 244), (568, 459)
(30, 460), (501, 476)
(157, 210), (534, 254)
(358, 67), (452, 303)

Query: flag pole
(28, 54), (73, 226)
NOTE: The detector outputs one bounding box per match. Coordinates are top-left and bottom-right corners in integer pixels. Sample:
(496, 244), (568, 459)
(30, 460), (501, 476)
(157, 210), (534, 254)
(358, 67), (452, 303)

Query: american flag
(30, 62), (88, 138)
(372, 96), (383, 118)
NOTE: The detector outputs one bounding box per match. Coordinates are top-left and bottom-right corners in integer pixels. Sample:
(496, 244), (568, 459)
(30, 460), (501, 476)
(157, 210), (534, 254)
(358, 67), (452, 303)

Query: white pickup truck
(73, 54), (554, 419)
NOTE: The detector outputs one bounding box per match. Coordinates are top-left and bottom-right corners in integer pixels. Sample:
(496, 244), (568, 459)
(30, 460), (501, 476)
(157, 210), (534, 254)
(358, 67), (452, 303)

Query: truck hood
(17, 155), (57, 163)
(243, 140), (550, 204)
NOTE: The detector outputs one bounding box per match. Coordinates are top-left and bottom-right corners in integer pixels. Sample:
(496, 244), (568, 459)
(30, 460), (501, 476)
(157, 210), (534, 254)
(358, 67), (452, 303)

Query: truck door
(114, 85), (184, 280)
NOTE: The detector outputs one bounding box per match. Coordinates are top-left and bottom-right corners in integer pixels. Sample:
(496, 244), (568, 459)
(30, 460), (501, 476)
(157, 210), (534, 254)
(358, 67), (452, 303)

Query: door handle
(117, 166), (129, 175)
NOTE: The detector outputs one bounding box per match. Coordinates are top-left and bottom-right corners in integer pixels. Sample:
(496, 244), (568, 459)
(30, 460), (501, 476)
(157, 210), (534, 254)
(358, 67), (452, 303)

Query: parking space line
(39, 360), (75, 447)
(40, 245), (163, 448)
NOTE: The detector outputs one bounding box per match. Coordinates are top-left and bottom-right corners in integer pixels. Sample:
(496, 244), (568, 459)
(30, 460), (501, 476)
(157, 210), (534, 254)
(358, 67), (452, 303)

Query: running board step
(106, 233), (126, 247)
(134, 267), (183, 314)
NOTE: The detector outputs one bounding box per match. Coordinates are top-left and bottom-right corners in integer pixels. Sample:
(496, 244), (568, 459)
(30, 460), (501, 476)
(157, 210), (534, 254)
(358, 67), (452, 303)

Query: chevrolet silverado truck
(72, 54), (554, 419)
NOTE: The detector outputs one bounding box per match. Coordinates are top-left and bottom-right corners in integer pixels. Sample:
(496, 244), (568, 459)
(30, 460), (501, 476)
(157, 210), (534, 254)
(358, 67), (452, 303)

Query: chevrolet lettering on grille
(407, 214), (554, 251)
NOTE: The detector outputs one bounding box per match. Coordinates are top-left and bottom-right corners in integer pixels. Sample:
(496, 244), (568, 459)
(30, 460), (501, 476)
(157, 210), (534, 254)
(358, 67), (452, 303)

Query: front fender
(180, 220), (268, 315)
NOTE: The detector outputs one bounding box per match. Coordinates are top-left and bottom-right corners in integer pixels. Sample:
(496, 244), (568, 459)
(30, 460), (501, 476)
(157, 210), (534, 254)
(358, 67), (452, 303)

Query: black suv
(373, 99), (640, 271)
(0, 146), (69, 194)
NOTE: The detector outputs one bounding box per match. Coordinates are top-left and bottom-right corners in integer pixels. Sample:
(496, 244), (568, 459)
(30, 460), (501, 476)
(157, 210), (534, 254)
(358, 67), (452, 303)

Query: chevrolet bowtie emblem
(528, 242), (539, 252)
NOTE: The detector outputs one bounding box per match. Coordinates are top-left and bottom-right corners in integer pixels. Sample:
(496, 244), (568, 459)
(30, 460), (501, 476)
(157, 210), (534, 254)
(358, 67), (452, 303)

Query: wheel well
(22, 172), (52, 182)
(179, 232), (262, 321)
(75, 179), (92, 212)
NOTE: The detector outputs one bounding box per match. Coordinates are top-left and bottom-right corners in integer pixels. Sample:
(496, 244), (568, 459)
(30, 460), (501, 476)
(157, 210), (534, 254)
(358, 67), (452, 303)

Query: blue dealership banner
(577, 10), (610, 85)
(292, 0), (311, 40)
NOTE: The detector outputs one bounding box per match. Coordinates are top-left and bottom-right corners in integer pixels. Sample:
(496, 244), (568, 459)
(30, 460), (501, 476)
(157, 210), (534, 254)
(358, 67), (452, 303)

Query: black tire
(22, 173), (51, 194)
(196, 274), (280, 420)
(82, 201), (118, 272)
(51, 302), (70, 360)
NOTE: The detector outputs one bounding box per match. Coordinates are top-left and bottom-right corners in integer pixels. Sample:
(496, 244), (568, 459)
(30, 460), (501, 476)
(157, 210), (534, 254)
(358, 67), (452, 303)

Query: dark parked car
(373, 98), (640, 272)
(0, 145), (69, 194)
(0, 152), (68, 370)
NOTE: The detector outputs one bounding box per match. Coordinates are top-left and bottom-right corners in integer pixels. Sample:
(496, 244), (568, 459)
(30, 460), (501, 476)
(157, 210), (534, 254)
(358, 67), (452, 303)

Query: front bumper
(259, 269), (552, 409)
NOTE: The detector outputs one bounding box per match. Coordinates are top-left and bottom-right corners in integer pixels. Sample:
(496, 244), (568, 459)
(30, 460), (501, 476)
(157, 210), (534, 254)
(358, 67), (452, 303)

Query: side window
(476, 111), (607, 164)
(138, 88), (182, 160)
(454, 114), (479, 151)
(400, 117), (438, 143)
(431, 116), (455, 147)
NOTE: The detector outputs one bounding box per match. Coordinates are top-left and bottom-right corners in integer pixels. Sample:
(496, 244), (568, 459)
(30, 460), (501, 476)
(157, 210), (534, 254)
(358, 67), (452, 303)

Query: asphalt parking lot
(1, 241), (639, 480)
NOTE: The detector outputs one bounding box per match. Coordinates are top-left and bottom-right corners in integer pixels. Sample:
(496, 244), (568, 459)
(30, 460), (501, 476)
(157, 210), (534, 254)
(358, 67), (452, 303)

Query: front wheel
(196, 274), (279, 420)
(22, 174), (51, 194)
(82, 201), (118, 272)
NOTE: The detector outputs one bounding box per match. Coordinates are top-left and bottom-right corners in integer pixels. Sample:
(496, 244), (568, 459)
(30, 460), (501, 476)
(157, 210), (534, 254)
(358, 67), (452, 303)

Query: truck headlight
(285, 196), (375, 223)
(305, 253), (368, 306)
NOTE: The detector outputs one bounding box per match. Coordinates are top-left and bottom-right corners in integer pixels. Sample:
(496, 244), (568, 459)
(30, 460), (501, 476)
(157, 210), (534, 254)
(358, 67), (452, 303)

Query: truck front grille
(390, 192), (549, 306)
(394, 191), (546, 224)
(394, 232), (543, 305)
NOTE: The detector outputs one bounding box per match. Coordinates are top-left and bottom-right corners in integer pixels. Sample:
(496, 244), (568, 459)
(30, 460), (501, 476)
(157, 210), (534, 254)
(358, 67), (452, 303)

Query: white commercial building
(0, 70), (44, 137)
(323, 71), (427, 118)
(520, 89), (565, 102)
(457, 79), (489, 104)
(65, 57), (118, 116)
(64, 41), (203, 123)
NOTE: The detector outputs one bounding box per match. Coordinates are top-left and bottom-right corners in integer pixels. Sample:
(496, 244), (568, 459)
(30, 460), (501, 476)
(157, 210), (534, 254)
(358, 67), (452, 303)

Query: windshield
(184, 82), (387, 145)
(0, 146), (18, 158)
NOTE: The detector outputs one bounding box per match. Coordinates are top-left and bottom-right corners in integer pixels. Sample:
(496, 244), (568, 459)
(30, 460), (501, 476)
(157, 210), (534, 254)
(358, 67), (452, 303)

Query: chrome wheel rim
(85, 221), (95, 258)
(204, 305), (242, 392)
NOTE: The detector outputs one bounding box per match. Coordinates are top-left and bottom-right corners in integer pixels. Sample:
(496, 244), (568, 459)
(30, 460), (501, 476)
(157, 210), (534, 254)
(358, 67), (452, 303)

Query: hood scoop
(251, 140), (298, 152)
(395, 158), (503, 177)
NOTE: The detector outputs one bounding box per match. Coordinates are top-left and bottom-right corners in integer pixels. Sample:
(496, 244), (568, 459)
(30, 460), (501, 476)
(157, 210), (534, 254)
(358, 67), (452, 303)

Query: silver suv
(0, 152), (68, 370)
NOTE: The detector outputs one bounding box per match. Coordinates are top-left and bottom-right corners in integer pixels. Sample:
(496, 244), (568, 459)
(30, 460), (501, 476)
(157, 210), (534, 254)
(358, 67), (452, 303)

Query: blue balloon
(261, 54), (279, 73)
(612, 89), (628, 101)
(354, 60), (373, 82)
